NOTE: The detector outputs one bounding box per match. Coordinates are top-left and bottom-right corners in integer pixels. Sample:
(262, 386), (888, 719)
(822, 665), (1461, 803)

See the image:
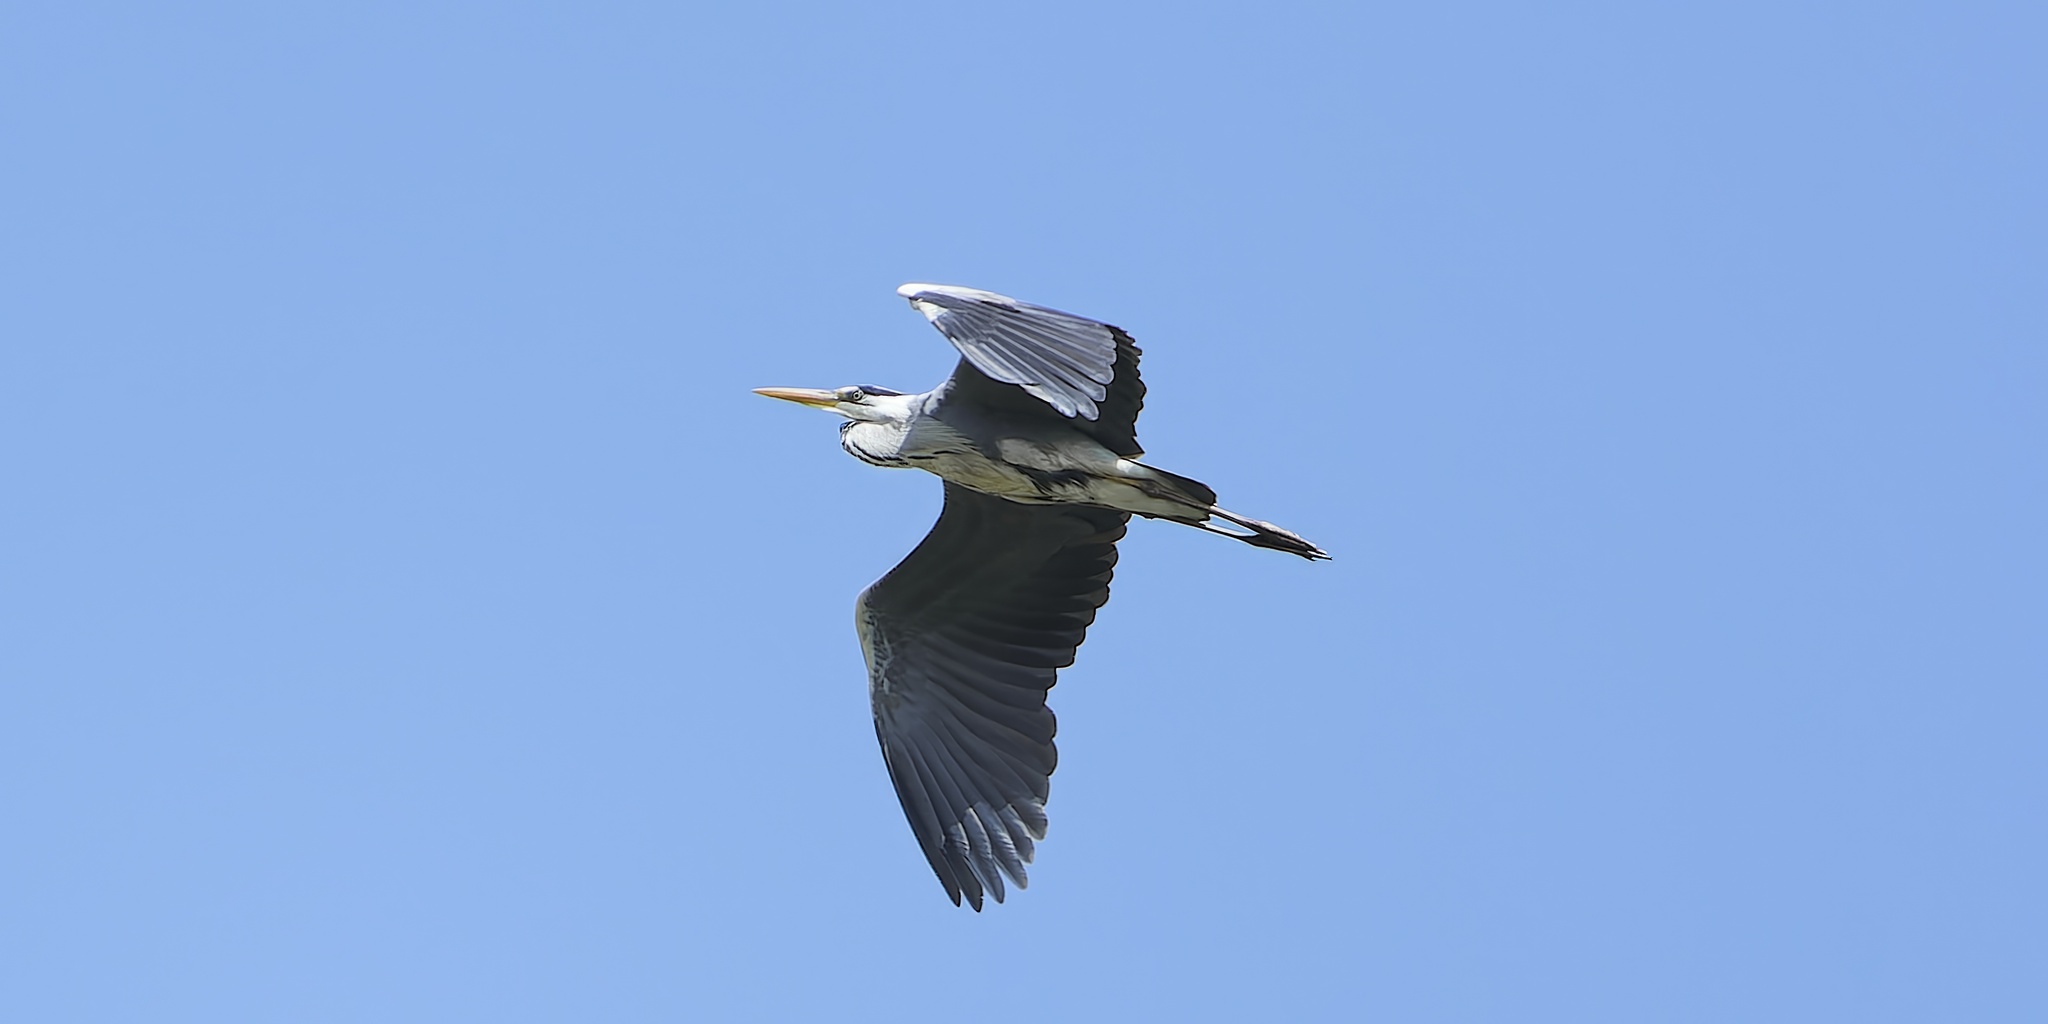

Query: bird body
(756, 283), (1326, 910)
(842, 391), (1204, 521)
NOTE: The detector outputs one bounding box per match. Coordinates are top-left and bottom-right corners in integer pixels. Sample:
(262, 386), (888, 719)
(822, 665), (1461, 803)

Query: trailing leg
(1115, 459), (1329, 560)
(1195, 507), (1330, 560)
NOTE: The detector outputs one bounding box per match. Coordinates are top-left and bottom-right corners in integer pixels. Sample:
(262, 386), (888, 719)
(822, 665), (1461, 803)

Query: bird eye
(841, 388), (866, 403)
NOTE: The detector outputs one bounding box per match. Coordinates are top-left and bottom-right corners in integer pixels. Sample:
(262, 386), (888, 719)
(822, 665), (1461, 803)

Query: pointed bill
(753, 386), (840, 409)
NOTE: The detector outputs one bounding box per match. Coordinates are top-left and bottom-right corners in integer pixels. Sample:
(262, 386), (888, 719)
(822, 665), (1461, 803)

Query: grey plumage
(859, 483), (1124, 908)
(755, 284), (1327, 910)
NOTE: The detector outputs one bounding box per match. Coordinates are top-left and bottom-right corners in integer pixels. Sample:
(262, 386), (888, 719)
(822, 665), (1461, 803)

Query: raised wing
(899, 283), (1147, 457)
(856, 482), (1128, 909)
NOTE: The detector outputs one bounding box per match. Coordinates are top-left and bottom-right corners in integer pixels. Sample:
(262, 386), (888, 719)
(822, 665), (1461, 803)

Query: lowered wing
(856, 482), (1128, 909)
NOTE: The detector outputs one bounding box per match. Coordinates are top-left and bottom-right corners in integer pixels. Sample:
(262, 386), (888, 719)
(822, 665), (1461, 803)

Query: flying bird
(755, 283), (1328, 909)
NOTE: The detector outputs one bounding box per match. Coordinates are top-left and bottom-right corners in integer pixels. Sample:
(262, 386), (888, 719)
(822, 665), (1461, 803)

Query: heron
(755, 283), (1328, 910)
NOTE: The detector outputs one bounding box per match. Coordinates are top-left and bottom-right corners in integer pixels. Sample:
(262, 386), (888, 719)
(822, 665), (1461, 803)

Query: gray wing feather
(856, 482), (1127, 910)
(899, 283), (1118, 420)
(899, 283), (1149, 457)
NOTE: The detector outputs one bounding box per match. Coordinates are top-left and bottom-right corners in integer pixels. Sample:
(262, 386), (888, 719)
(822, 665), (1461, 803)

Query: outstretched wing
(856, 482), (1128, 910)
(899, 282), (1147, 457)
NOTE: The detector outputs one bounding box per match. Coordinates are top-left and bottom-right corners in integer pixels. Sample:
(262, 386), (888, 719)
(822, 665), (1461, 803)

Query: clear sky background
(3, 3), (2042, 1021)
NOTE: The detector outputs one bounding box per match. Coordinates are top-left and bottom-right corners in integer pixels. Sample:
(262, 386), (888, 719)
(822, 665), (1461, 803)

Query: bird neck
(841, 418), (913, 467)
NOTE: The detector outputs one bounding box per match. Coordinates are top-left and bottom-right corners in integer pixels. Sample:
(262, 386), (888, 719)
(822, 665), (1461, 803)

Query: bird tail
(1126, 462), (1218, 507)
(1124, 461), (1330, 561)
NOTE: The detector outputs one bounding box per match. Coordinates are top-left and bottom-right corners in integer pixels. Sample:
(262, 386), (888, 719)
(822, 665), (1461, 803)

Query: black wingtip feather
(863, 487), (1129, 910)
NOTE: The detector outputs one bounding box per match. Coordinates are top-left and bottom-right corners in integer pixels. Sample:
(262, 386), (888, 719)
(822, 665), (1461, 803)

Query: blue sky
(3, 2), (2042, 1020)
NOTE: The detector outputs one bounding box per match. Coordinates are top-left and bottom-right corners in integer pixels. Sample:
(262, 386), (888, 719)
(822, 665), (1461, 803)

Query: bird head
(752, 384), (912, 423)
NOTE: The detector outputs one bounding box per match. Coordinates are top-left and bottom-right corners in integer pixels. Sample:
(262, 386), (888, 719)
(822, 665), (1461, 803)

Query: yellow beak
(752, 386), (840, 409)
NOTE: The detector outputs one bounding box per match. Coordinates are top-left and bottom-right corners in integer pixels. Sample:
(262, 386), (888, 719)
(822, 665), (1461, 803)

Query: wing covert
(856, 482), (1127, 909)
(899, 283), (1147, 456)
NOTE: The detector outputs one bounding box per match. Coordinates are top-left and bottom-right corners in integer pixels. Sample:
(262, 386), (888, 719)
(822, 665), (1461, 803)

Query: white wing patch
(897, 282), (1119, 420)
(899, 282), (1007, 304)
